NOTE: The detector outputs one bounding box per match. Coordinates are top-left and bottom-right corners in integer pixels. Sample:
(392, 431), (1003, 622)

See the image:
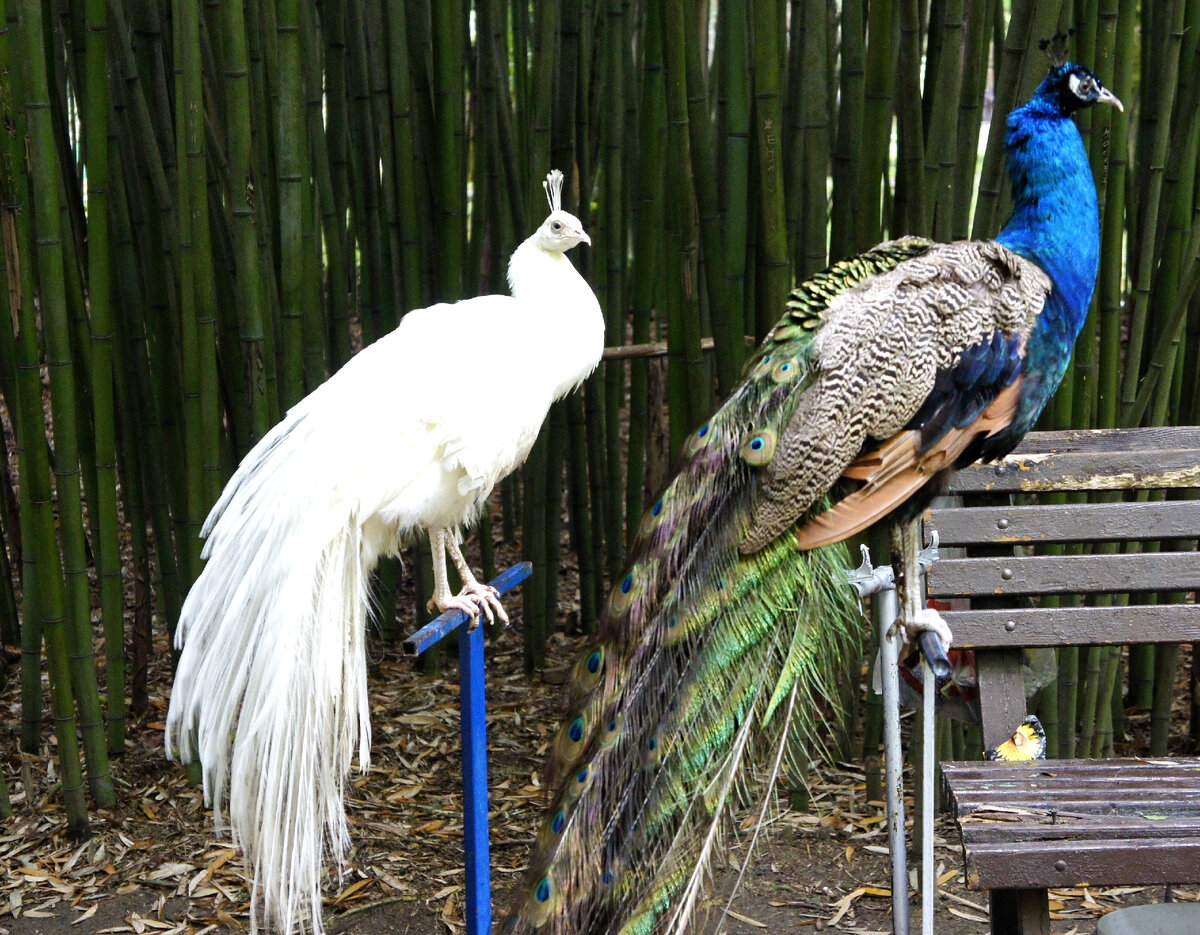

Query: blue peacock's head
(1036, 62), (1123, 117)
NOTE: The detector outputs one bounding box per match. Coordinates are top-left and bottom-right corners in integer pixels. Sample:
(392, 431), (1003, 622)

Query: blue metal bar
(403, 562), (533, 655)
(460, 613), (491, 935)
(402, 562), (533, 935)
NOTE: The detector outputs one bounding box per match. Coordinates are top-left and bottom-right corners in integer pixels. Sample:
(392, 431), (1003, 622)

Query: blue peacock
(505, 58), (1121, 935)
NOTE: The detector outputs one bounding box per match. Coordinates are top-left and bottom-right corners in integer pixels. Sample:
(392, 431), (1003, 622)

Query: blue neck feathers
(993, 70), (1102, 431)
(994, 80), (1100, 319)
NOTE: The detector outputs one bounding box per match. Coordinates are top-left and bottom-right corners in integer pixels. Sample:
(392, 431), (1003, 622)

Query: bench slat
(943, 758), (1200, 782)
(946, 426), (1200, 493)
(936, 604), (1200, 648)
(925, 499), (1200, 546)
(962, 837), (1200, 889)
(957, 819), (1200, 841)
(925, 551), (1200, 598)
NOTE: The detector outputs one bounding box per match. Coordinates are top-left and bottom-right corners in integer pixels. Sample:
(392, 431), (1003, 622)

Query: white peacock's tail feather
(166, 414), (372, 935)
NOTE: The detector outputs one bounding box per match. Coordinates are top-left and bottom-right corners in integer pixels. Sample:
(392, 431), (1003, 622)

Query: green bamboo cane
(361, 1), (403, 329)
(216, 0), (271, 444)
(683, 0), (730, 393)
(971, 0), (1061, 238)
(344, 0), (385, 346)
(716, 0), (750, 374)
(83, 0), (126, 754)
(794, 0), (831, 277)
(831, 0), (865, 257)
(624, 5), (665, 549)
(857, 0), (896, 248)
(1097, 0), (1136, 430)
(21, 0), (114, 807)
(924, 0), (964, 242)
(662, 0), (708, 437)
(385, 0), (426, 313)
(0, 21), (44, 754)
(750, 0), (789, 339)
(432, 1), (465, 302)
(11, 0), (95, 828)
(298, 0), (332, 390)
(893, 0), (927, 237)
(276, 0), (308, 408)
(949, 0), (992, 241)
(1120, 0), (1184, 422)
(567, 393), (597, 632)
(321, 0), (353, 369)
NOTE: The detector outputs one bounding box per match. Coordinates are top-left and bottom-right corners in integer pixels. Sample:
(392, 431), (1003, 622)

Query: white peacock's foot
(890, 606), (953, 650)
(427, 585), (508, 630)
(458, 580), (509, 628)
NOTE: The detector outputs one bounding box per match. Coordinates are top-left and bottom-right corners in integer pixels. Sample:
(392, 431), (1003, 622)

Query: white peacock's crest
(544, 168), (564, 213)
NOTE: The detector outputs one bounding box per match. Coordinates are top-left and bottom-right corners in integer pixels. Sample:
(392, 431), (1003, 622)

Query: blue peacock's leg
(889, 519), (953, 649)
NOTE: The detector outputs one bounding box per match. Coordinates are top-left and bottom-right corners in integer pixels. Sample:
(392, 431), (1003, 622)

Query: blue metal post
(460, 613), (491, 934)
(403, 562), (533, 935)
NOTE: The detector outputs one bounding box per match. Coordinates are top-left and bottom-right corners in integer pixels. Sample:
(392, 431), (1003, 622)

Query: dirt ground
(2, 596), (1196, 935)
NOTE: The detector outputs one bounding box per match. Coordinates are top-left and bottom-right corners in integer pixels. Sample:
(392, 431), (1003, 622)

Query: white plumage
(165, 170), (602, 935)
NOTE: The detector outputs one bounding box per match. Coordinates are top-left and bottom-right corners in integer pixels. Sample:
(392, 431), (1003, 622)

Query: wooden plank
(953, 787), (1200, 812)
(925, 551), (1200, 598)
(924, 500), (1200, 546)
(942, 756), (1200, 782)
(964, 837), (1200, 888)
(976, 650), (1028, 751)
(937, 604), (1200, 649)
(957, 819), (1200, 842)
(946, 426), (1200, 494)
(1004, 426), (1200, 454)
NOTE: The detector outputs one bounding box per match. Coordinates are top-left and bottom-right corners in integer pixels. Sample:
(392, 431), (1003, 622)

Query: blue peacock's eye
(620, 573), (633, 594)
(750, 436), (765, 451)
(697, 423), (709, 438)
(552, 811), (565, 833)
(647, 736), (658, 752)
(651, 498), (663, 516)
(535, 878), (552, 902)
(568, 718), (584, 742)
(601, 869), (614, 885)
(586, 650), (602, 673)
(577, 767), (589, 783)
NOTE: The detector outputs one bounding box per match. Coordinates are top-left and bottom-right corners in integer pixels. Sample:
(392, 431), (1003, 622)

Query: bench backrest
(921, 426), (1200, 747)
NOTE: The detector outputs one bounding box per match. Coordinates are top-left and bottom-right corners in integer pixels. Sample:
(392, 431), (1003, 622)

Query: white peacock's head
(537, 209), (591, 252)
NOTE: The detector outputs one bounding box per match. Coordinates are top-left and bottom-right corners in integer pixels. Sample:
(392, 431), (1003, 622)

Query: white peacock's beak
(1098, 87), (1124, 112)
(576, 229), (592, 246)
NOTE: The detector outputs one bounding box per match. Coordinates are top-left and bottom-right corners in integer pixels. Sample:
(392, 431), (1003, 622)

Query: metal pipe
(922, 654), (936, 935)
(878, 584), (911, 935)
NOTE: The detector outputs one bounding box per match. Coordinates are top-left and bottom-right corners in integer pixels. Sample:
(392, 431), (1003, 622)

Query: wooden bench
(923, 426), (1200, 935)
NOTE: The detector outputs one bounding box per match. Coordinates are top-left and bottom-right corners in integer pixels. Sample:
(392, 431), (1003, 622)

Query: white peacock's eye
(551, 221), (563, 232)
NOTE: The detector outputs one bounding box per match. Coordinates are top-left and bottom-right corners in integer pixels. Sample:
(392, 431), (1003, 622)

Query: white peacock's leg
(428, 529), (484, 624)
(445, 535), (509, 626)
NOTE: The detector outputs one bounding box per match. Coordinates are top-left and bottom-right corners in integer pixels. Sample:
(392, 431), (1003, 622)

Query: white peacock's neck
(507, 239), (604, 399)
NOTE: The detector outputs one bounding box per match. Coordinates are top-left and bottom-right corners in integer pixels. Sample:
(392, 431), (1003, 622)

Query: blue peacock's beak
(1098, 87), (1124, 112)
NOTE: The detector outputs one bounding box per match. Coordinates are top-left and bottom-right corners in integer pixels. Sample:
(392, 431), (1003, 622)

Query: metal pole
(878, 584), (910, 935)
(460, 616), (491, 935)
(922, 654), (936, 935)
(403, 562), (533, 935)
